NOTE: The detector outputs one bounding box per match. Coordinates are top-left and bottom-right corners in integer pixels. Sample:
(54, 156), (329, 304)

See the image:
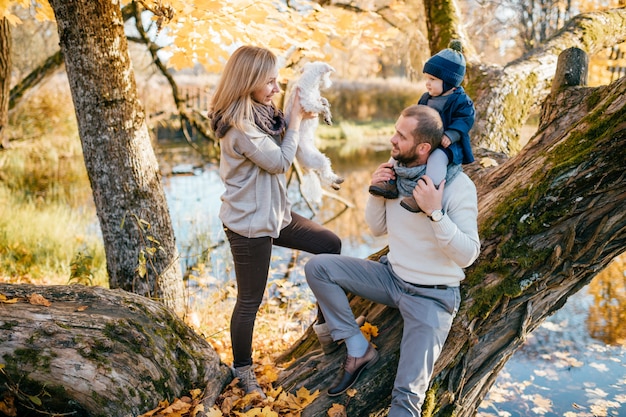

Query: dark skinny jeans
(224, 211), (341, 368)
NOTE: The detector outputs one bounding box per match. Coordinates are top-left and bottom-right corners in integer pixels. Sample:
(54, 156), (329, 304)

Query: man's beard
(392, 146), (418, 165)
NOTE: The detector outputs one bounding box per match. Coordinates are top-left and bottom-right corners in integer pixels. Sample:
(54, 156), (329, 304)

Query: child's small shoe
(400, 196), (423, 213)
(369, 179), (399, 199)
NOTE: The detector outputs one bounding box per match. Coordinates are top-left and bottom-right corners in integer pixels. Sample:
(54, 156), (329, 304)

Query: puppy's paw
(330, 176), (344, 190)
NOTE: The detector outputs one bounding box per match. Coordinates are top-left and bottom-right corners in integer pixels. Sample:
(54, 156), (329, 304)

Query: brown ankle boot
(400, 196), (422, 213)
(368, 179), (398, 199)
(328, 344), (379, 396)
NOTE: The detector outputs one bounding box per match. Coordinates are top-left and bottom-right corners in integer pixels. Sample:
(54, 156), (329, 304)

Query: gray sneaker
(233, 365), (266, 399)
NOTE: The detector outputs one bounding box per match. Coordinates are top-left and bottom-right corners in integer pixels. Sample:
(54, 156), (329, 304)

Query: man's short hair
(401, 105), (443, 150)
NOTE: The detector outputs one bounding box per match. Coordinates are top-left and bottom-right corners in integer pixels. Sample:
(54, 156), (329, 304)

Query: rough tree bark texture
(274, 75), (626, 416)
(47, 0), (185, 314)
(0, 17), (11, 149)
(422, 0), (476, 58)
(466, 8), (626, 155)
(0, 283), (231, 417)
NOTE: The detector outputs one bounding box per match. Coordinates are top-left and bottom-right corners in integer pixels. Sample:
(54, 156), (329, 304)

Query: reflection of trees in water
(587, 254), (626, 346)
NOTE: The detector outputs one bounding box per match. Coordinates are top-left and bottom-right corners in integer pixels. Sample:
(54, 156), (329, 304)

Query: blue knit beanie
(423, 40), (466, 93)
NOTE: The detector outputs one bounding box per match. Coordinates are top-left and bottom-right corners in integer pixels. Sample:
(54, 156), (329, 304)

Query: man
(305, 104), (480, 416)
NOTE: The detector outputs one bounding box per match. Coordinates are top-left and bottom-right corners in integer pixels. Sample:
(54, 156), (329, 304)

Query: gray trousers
(305, 254), (460, 417)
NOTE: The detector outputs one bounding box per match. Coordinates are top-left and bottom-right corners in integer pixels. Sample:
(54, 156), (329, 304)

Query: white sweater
(365, 172), (480, 287)
(219, 122), (299, 238)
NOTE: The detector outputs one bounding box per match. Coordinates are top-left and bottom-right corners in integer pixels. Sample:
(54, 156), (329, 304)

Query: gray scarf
(209, 103), (285, 140)
(395, 162), (463, 197)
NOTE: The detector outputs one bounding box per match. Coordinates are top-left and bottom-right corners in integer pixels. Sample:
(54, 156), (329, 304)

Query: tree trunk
(0, 283), (231, 417)
(275, 74), (626, 416)
(47, 0), (185, 314)
(466, 8), (626, 155)
(422, 0), (477, 58)
(0, 17), (11, 149)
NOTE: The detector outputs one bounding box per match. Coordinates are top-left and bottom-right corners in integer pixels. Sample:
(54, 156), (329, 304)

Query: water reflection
(587, 256), (626, 346)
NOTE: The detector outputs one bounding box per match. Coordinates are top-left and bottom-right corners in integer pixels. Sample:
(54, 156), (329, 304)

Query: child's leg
(400, 148), (449, 213)
(425, 148), (449, 187)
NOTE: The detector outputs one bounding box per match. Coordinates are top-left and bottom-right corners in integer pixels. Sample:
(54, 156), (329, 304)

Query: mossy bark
(0, 283), (231, 417)
(465, 8), (626, 155)
(0, 17), (10, 149)
(274, 76), (626, 417)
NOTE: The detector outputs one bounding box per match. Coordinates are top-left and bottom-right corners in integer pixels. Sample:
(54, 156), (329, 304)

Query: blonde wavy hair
(209, 45), (278, 134)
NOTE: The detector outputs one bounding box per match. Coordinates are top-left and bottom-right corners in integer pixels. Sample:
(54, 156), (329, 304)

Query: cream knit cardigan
(218, 122), (300, 238)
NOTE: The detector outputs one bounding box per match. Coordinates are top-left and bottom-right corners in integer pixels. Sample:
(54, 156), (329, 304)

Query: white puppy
(284, 61), (344, 190)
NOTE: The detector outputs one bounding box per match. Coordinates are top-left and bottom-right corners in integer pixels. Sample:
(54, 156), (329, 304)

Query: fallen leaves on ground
(0, 293), (19, 304)
(138, 366), (321, 417)
(28, 293), (51, 307)
(139, 389), (205, 417)
(326, 403), (346, 417)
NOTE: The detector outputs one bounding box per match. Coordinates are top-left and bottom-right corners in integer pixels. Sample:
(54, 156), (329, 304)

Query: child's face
(424, 74), (444, 97)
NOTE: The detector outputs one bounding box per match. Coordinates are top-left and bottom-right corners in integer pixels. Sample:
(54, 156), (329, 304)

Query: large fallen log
(0, 283), (231, 416)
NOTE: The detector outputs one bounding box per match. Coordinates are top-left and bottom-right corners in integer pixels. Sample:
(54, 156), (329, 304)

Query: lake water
(161, 148), (626, 417)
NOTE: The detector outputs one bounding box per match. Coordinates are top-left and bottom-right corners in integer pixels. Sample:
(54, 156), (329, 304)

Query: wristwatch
(429, 209), (445, 222)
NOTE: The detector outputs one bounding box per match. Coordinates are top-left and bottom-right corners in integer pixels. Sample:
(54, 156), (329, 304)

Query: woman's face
(251, 68), (280, 105)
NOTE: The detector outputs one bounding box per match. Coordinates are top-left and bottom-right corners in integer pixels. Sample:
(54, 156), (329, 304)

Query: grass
(1, 79), (107, 286)
(0, 185), (106, 285)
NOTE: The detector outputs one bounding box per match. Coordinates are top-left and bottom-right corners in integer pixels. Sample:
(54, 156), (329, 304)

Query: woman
(208, 45), (342, 398)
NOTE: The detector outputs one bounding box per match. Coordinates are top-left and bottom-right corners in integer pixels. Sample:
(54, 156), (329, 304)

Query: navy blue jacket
(418, 86), (475, 165)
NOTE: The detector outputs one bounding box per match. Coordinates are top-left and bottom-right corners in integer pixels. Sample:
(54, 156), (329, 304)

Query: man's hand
(412, 175), (444, 215)
(371, 162), (395, 185)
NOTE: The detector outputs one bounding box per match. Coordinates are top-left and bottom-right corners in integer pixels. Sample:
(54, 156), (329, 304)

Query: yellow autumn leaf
(240, 7), (269, 24)
(335, 12), (355, 31)
(360, 321), (379, 340)
(265, 385), (283, 399)
(251, 406), (278, 417)
(290, 386), (320, 409)
(202, 406), (223, 417)
(0, 294), (19, 304)
(28, 293), (51, 307)
(311, 30), (328, 45)
(480, 157), (499, 168)
(33, 1), (54, 21)
(189, 388), (203, 399)
(257, 364), (279, 384)
(3, 13), (22, 25)
(168, 53), (196, 71)
(327, 403), (347, 417)
(195, 0), (223, 13)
